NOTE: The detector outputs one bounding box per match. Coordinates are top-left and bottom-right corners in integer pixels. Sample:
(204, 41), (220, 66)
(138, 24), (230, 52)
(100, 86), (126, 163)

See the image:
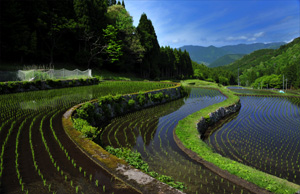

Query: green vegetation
(176, 80), (300, 194)
(208, 54), (245, 68)
(192, 63), (236, 85)
(222, 37), (300, 88)
(207, 96), (300, 185)
(0, 80), (178, 193)
(72, 118), (99, 139)
(0, 78), (98, 94)
(105, 146), (186, 191)
(0, 0), (193, 80)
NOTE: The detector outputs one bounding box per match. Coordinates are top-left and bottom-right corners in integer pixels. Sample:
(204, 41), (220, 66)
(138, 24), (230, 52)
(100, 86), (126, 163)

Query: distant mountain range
(179, 42), (285, 66)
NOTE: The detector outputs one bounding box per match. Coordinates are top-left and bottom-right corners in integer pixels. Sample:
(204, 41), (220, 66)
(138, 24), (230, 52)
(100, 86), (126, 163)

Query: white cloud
(226, 31), (265, 42)
(254, 32), (264, 38)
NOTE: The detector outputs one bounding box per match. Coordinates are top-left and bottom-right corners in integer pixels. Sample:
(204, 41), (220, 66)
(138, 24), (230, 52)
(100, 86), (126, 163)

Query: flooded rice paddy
(207, 96), (300, 185)
(99, 88), (254, 194)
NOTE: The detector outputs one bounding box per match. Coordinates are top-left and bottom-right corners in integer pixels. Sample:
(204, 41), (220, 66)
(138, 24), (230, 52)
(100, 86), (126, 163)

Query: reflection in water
(99, 88), (253, 194)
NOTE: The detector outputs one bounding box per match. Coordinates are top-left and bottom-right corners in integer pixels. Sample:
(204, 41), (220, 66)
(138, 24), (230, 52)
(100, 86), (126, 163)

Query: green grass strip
(176, 80), (300, 194)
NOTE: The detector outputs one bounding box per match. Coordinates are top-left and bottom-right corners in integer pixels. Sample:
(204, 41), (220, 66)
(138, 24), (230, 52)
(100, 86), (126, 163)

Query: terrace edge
(174, 84), (300, 194)
(0, 78), (99, 94)
(62, 83), (186, 194)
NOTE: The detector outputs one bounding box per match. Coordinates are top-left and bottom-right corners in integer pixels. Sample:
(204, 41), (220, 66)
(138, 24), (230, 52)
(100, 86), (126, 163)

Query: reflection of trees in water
(99, 98), (185, 149)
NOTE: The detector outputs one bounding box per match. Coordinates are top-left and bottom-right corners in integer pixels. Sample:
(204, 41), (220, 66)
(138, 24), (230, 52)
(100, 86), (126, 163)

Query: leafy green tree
(103, 25), (123, 63)
(106, 5), (144, 71)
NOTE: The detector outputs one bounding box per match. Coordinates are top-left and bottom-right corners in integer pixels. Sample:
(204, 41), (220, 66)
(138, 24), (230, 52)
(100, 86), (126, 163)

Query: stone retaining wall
(64, 84), (185, 194)
(76, 85), (183, 127)
(197, 101), (241, 138)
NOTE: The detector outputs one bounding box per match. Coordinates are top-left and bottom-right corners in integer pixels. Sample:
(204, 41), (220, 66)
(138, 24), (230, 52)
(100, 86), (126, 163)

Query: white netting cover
(17, 69), (92, 81)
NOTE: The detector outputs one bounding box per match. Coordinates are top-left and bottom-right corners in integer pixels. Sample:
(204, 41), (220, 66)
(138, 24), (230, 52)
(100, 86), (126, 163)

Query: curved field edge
(175, 80), (300, 194)
(62, 83), (185, 194)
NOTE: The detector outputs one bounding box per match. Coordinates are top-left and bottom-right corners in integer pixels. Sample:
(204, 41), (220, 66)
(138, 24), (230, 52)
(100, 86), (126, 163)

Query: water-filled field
(230, 89), (277, 95)
(0, 81), (175, 194)
(207, 96), (300, 185)
(99, 88), (253, 194)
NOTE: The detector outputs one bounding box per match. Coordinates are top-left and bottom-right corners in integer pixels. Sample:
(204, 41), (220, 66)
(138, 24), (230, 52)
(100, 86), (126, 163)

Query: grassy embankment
(176, 79), (300, 194)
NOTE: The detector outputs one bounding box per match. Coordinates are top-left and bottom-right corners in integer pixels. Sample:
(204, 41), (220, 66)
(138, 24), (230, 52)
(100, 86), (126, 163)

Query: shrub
(128, 99), (135, 108)
(113, 94), (124, 103)
(72, 118), (98, 138)
(76, 102), (95, 123)
(153, 92), (164, 102)
(99, 94), (114, 105)
(137, 91), (146, 106)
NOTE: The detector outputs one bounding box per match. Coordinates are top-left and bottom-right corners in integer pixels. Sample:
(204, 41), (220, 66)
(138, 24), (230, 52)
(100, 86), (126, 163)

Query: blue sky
(125, 0), (300, 48)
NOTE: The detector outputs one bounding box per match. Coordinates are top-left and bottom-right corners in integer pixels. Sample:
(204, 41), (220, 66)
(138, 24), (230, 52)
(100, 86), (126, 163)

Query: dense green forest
(221, 37), (300, 89)
(192, 62), (236, 85)
(0, 0), (193, 79)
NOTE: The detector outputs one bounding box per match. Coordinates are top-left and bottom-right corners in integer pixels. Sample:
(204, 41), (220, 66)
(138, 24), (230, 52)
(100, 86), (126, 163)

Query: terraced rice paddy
(207, 96), (300, 185)
(99, 88), (253, 194)
(230, 89), (277, 95)
(0, 81), (174, 194)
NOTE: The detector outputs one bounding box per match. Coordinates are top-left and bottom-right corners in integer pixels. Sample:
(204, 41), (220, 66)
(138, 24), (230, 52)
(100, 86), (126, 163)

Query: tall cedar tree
(137, 13), (160, 78)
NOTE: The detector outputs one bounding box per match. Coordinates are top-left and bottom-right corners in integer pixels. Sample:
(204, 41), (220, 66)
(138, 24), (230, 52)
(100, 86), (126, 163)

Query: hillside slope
(208, 54), (245, 68)
(222, 37), (300, 88)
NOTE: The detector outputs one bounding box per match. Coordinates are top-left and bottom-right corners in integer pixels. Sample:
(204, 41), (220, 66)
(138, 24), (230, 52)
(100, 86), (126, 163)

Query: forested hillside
(222, 37), (300, 88)
(208, 54), (245, 68)
(192, 62), (236, 85)
(0, 0), (193, 79)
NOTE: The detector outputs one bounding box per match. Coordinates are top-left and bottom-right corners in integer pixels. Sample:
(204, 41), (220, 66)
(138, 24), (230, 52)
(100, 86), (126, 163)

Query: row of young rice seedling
(0, 121), (16, 188)
(29, 114), (54, 193)
(100, 88), (251, 194)
(1, 81), (175, 193)
(49, 110), (109, 193)
(15, 118), (30, 193)
(207, 96), (300, 185)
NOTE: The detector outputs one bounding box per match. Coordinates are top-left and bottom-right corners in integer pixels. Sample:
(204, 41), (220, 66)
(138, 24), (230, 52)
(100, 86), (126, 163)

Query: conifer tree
(122, 0), (125, 8)
(137, 13), (160, 78)
(117, 1), (121, 5)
